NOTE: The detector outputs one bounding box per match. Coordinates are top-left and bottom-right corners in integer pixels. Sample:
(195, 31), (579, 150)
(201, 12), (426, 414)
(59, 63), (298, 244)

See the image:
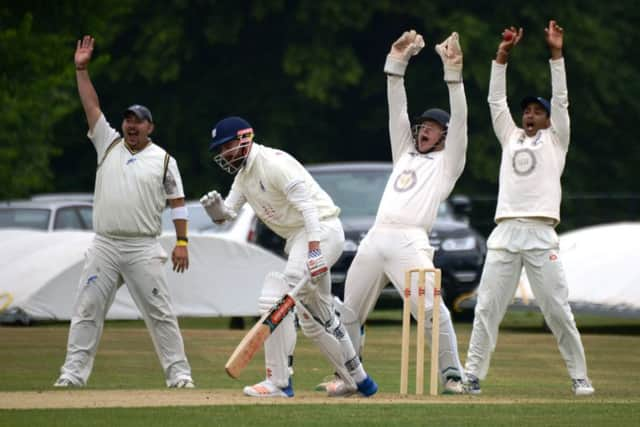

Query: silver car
(0, 194), (94, 232)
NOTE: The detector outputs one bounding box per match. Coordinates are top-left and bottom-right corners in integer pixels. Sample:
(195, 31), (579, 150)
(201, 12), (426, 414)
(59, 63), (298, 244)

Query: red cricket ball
(503, 31), (514, 42)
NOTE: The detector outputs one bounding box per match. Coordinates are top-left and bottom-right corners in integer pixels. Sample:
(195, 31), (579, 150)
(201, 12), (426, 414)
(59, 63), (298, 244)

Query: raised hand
(498, 26), (524, 53)
(545, 20), (564, 56)
(75, 35), (94, 70)
(435, 32), (463, 82)
(389, 29), (425, 62)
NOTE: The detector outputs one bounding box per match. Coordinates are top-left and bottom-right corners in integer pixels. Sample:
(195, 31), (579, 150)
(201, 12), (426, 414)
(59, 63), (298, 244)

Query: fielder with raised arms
(54, 36), (194, 388)
(463, 21), (594, 396)
(322, 29), (469, 394)
(201, 117), (378, 398)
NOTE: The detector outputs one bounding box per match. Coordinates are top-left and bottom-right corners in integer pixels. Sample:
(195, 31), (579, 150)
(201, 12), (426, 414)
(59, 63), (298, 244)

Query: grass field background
(1, 309), (638, 426)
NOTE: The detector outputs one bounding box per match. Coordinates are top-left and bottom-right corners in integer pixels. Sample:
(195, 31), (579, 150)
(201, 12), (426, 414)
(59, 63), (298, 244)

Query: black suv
(253, 162), (486, 317)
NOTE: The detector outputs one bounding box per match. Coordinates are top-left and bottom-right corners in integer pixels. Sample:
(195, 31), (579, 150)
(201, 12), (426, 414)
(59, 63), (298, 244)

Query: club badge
(393, 170), (417, 192)
(512, 148), (536, 176)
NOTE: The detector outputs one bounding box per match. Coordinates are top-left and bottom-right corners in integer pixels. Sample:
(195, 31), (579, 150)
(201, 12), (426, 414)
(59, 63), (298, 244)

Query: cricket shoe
(243, 379), (294, 398)
(169, 377), (195, 388)
(53, 377), (82, 388)
(314, 373), (340, 392)
(443, 376), (465, 394)
(463, 374), (482, 395)
(326, 375), (378, 398)
(572, 378), (595, 396)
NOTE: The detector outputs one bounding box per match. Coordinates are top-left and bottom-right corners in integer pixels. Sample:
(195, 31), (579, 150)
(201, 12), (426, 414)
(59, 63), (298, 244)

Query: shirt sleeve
(285, 180), (321, 242)
(225, 181), (247, 213)
(88, 114), (120, 164)
(387, 75), (415, 164)
(488, 61), (518, 146)
(164, 156), (185, 199)
(442, 81), (468, 189)
(549, 58), (570, 150)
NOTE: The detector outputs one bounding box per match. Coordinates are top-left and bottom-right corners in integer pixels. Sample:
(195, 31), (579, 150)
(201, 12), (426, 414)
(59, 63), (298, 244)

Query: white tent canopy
(516, 222), (640, 312)
(0, 229), (286, 320)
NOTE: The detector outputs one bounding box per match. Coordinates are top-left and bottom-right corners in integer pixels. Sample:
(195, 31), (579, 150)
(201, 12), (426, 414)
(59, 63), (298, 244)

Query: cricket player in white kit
(201, 117), (378, 398)
(463, 21), (594, 396)
(54, 36), (194, 388)
(323, 30), (468, 394)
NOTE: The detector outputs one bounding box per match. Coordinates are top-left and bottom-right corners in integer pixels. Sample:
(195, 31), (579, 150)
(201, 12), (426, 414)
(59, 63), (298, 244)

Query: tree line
(2, 1), (638, 227)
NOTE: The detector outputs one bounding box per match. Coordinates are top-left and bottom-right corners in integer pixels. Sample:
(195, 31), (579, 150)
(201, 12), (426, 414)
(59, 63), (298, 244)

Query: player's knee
(258, 272), (289, 315)
(333, 296), (359, 327)
(74, 291), (102, 321)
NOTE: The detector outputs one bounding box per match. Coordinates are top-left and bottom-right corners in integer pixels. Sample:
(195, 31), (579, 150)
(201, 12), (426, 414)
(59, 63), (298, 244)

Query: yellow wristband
(176, 240), (188, 247)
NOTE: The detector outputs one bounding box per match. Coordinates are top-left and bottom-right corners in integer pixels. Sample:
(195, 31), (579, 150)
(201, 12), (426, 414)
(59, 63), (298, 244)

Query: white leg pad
(297, 302), (359, 388)
(333, 296), (364, 359)
(260, 272), (296, 388)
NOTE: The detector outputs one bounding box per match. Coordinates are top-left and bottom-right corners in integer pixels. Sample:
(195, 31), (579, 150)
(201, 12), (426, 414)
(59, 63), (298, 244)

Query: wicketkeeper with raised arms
(201, 117), (378, 398)
(321, 29), (469, 394)
(463, 20), (594, 396)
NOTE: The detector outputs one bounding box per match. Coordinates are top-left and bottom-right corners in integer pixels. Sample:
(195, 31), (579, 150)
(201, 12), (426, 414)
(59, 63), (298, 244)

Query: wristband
(171, 205), (189, 221)
(176, 240), (188, 247)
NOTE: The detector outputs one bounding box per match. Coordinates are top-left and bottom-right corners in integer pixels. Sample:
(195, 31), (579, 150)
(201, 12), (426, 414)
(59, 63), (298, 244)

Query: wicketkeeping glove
(384, 30), (425, 77)
(307, 248), (328, 284)
(435, 32), (463, 82)
(199, 190), (237, 223)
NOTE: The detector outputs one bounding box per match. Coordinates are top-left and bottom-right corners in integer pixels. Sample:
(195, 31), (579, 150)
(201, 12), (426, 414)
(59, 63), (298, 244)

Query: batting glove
(435, 32), (463, 82)
(384, 30), (425, 77)
(307, 248), (329, 284)
(199, 190), (237, 223)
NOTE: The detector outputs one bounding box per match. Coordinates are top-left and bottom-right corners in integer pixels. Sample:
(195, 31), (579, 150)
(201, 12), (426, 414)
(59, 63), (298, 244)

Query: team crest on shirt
(512, 148), (536, 176)
(393, 170), (417, 192)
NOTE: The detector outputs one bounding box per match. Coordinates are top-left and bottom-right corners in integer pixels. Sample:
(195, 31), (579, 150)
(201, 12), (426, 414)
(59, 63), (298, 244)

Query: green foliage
(1, 0), (639, 202)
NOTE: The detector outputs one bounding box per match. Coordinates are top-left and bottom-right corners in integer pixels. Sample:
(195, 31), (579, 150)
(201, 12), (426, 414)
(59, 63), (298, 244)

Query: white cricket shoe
(326, 375), (378, 397)
(243, 379), (294, 398)
(443, 376), (465, 394)
(572, 378), (595, 396)
(53, 377), (81, 388)
(315, 374), (340, 392)
(169, 377), (195, 388)
(326, 378), (358, 397)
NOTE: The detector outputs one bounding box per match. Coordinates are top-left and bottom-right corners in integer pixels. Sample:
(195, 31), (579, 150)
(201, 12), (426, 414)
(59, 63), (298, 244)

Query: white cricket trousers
(58, 234), (192, 386)
(465, 219), (589, 380)
(265, 217), (364, 388)
(343, 224), (465, 382)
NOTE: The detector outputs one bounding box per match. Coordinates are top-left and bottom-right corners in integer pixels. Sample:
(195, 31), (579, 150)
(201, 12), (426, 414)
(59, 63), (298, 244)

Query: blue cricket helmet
(209, 116), (253, 152)
(521, 96), (551, 116)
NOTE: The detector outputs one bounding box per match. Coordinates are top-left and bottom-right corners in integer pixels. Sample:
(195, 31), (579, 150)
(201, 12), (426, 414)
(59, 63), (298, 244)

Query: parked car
(252, 162), (487, 316)
(0, 199), (93, 231)
(161, 201), (255, 242)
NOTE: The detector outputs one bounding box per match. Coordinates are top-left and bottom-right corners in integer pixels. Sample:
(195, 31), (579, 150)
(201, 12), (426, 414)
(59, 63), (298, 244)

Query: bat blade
(225, 293), (297, 379)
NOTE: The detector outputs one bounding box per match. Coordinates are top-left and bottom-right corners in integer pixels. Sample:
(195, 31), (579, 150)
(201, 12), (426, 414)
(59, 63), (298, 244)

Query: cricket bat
(225, 274), (308, 379)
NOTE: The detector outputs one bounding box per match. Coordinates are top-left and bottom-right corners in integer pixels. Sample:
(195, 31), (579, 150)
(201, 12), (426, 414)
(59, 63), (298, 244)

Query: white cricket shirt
(89, 114), (185, 237)
(375, 75), (468, 231)
(225, 143), (339, 240)
(489, 58), (570, 225)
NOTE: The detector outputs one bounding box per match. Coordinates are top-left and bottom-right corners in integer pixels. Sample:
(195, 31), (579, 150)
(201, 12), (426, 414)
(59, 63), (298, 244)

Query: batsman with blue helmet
(201, 117), (378, 398)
